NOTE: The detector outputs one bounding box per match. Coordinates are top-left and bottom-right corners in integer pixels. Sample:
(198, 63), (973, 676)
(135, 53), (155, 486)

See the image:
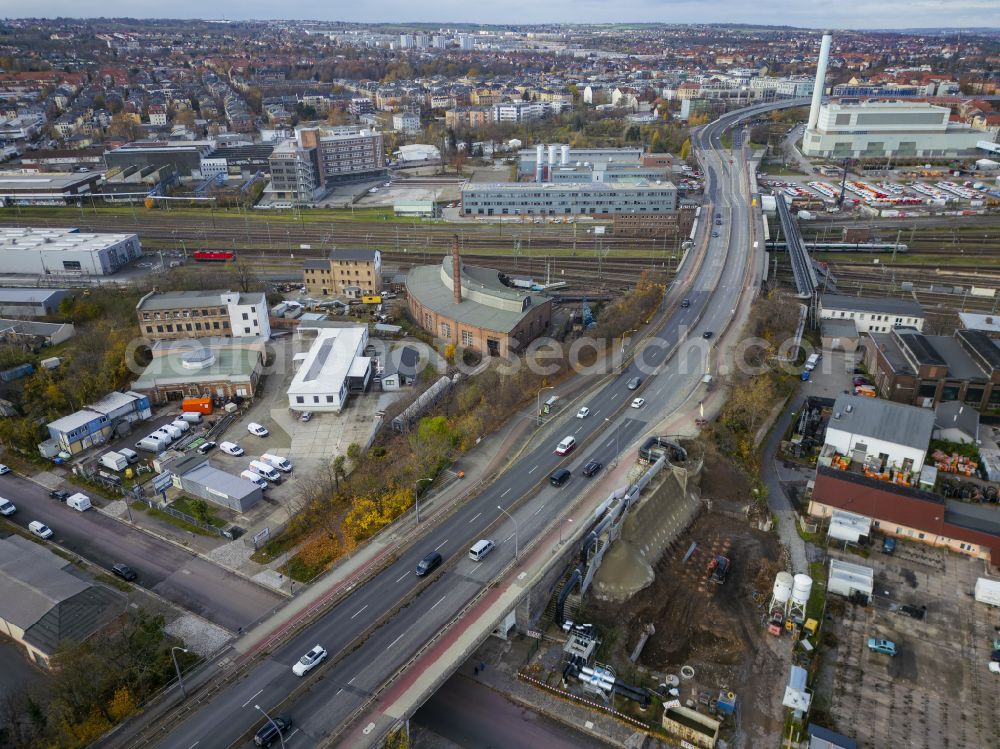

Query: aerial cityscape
(0, 12), (998, 749)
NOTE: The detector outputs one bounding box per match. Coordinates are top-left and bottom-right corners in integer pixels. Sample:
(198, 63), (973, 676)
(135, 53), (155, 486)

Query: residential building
(135, 289), (271, 341)
(378, 345), (420, 390)
(865, 327), (1000, 410)
(406, 243), (552, 357)
(163, 454), (263, 512)
(392, 112), (421, 134)
(302, 248), (381, 297)
(42, 390), (152, 456)
(491, 101), (566, 123)
(131, 337), (264, 406)
(148, 104), (167, 126)
(287, 324), (371, 412)
(803, 101), (984, 159)
(0, 227), (141, 275)
(444, 107), (490, 130)
(461, 181), (677, 217)
(0, 535), (125, 668)
(819, 294), (924, 334)
(934, 401), (980, 444)
(0, 288), (71, 317)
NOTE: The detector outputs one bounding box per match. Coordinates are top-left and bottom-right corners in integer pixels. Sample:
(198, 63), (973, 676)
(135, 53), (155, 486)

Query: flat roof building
(287, 324), (370, 413)
(104, 140), (214, 177)
(0, 170), (102, 205)
(136, 289), (270, 341)
(0, 227), (142, 276)
(820, 293), (925, 334)
(165, 455), (262, 513)
(131, 338), (263, 406)
(41, 390), (151, 457)
(0, 287), (71, 317)
(462, 180), (676, 218)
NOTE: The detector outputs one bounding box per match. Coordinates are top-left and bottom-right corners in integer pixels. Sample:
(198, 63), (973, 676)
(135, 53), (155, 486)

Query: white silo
(807, 33), (833, 132)
(788, 573), (813, 620)
(770, 571), (793, 614)
(548, 144), (558, 168)
(560, 144), (570, 166)
(535, 145), (545, 183)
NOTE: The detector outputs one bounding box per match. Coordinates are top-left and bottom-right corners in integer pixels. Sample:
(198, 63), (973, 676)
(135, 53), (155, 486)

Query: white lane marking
(187, 743), (200, 749)
(387, 632), (406, 650)
(434, 538), (448, 551)
(606, 439), (614, 447)
(351, 604), (368, 620)
(336, 689), (343, 696)
(534, 505), (544, 516)
(504, 533), (515, 543)
(431, 595), (447, 610)
(501, 488), (511, 497)
(574, 426), (582, 434)
(395, 571), (410, 583)
(241, 689), (263, 708)
(348, 676), (356, 685)
(655, 388), (663, 396)
(528, 465), (538, 474)
(610, 392), (620, 400)
(286, 729), (301, 740)
(593, 410), (600, 416)
(468, 512), (481, 524)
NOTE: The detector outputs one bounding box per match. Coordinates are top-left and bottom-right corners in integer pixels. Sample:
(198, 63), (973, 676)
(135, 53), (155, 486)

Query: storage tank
(561, 144), (570, 165)
(791, 574), (813, 607)
(535, 145), (545, 182)
(772, 572), (793, 604)
(548, 144), (558, 167)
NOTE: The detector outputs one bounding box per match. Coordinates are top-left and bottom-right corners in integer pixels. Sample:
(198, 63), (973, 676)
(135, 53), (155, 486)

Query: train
(191, 250), (236, 262)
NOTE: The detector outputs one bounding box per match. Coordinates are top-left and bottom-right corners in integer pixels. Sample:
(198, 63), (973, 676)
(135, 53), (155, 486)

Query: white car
(292, 644), (328, 676)
(631, 397), (646, 409)
(247, 423), (269, 437)
(991, 661), (1000, 675)
(0, 464), (9, 475)
(0, 497), (15, 516)
(576, 407), (590, 419)
(29, 520), (53, 539)
(219, 441), (245, 456)
(368, 187), (379, 193)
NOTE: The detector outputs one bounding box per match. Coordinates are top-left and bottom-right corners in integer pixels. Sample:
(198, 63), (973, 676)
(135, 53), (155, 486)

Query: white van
(100, 451), (129, 471)
(804, 353), (821, 371)
(469, 539), (495, 562)
(152, 429), (174, 445)
(555, 436), (577, 455)
(117, 447), (139, 464)
(66, 493), (92, 512)
(160, 424), (182, 440)
(135, 436), (167, 453)
(240, 470), (269, 490)
(180, 412), (202, 425)
(170, 419), (190, 433)
(261, 453), (293, 473)
(248, 460), (281, 482)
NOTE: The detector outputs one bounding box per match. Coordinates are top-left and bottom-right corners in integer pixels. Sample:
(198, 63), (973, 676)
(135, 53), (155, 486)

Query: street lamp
(171, 647), (189, 698)
(497, 505), (519, 561)
(620, 328), (637, 355)
(560, 518), (573, 544)
(536, 385), (555, 426)
(605, 417), (621, 468)
(414, 477), (434, 523)
(254, 704), (287, 749)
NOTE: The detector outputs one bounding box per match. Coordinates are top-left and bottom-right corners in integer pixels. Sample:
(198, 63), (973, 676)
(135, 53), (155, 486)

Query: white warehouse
(286, 324), (372, 413)
(0, 227), (142, 276)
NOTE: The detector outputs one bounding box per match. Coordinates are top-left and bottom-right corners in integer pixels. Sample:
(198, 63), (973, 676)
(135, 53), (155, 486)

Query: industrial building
(461, 180), (676, 217)
(406, 242), (552, 357)
(131, 338), (264, 406)
(0, 227), (141, 276)
(103, 140), (214, 177)
(135, 289), (271, 342)
(0, 318), (75, 347)
(198, 144), (274, 177)
(0, 535), (125, 668)
(0, 287), (71, 317)
(819, 294), (924, 334)
(286, 324), (371, 412)
(518, 145), (644, 175)
(302, 248), (381, 297)
(41, 390), (152, 457)
(165, 454), (263, 512)
(827, 558), (874, 603)
(0, 170), (102, 205)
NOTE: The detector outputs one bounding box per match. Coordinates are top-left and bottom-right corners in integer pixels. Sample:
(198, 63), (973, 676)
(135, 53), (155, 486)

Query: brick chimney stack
(451, 235), (462, 304)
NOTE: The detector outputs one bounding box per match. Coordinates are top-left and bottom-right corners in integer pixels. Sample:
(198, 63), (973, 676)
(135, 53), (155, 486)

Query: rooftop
(132, 345), (261, 390)
(820, 293), (924, 318)
(0, 227), (136, 252)
(327, 248), (380, 262)
(136, 289), (265, 311)
(828, 393), (934, 451)
(463, 180), (676, 192)
(182, 462), (261, 500)
(820, 318), (859, 338)
(0, 287), (69, 303)
(0, 171), (100, 191)
(287, 326), (367, 397)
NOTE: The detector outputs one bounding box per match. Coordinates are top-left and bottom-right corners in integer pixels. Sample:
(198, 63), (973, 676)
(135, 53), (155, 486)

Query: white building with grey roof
(820, 293), (925, 334)
(286, 324), (370, 412)
(0, 227), (142, 276)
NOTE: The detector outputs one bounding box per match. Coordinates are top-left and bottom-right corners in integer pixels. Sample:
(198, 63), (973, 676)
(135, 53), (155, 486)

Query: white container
(135, 436), (166, 453)
(161, 424), (182, 440)
(40, 356), (61, 370)
(170, 419), (190, 433)
(66, 492), (92, 511)
(240, 470), (269, 490)
(261, 453), (292, 472)
(975, 577), (1000, 606)
(180, 412), (202, 424)
(248, 460), (281, 482)
(151, 429), (174, 445)
(100, 451), (128, 471)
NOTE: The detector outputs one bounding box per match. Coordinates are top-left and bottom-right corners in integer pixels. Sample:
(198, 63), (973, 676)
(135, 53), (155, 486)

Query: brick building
(302, 248), (382, 297)
(136, 290), (270, 342)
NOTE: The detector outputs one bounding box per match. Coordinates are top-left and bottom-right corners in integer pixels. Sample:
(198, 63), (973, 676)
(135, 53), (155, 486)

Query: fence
(139, 496), (227, 537)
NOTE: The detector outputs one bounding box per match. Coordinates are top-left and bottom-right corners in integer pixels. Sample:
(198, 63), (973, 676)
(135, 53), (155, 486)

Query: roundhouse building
(406, 241), (552, 357)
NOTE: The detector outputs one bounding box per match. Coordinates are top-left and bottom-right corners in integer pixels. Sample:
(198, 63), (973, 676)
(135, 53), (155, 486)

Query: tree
(331, 455), (347, 493)
(679, 138), (691, 161)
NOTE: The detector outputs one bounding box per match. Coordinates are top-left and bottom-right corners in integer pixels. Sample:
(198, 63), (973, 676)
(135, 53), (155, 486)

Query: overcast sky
(10, 0), (1000, 30)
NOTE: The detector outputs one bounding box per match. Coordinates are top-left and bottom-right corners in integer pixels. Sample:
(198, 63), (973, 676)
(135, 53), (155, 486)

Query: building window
(296, 396), (304, 404)
(213, 322), (220, 330)
(326, 395), (334, 403)
(313, 396), (319, 403)
(242, 312), (249, 320)
(461, 331), (473, 346)
(156, 325), (163, 333)
(440, 322), (451, 337)
(244, 328), (251, 334)
(145, 326), (152, 333)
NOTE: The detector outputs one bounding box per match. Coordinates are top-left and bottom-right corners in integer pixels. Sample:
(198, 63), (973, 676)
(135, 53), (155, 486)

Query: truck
(975, 578), (1000, 607)
(707, 554), (730, 584)
(66, 493), (92, 512)
(100, 451), (129, 471)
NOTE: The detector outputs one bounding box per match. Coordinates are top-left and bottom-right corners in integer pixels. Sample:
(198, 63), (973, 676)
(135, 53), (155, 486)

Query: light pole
(536, 385), (555, 426)
(497, 505), (518, 560)
(605, 417), (620, 468)
(414, 476), (434, 523)
(560, 518), (573, 544)
(171, 647), (189, 698)
(620, 328), (637, 356)
(254, 704), (287, 749)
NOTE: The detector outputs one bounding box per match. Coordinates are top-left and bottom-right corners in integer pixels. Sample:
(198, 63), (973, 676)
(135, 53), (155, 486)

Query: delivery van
(180, 412), (202, 425)
(170, 419), (190, 433)
(469, 539), (495, 562)
(100, 451), (128, 471)
(804, 353), (821, 371)
(117, 447), (139, 464)
(261, 453), (293, 473)
(135, 436), (167, 453)
(160, 424), (182, 440)
(248, 460), (281, 483)
(66, 493), (92, 512)
(240, 470), (269, 491)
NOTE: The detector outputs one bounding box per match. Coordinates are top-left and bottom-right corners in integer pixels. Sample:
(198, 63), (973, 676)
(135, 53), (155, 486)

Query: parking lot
(821, 544), (1000, 748)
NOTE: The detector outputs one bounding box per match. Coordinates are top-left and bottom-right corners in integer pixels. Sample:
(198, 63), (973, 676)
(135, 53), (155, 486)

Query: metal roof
(132, 347), (261, 389)
(820, 293), (924, 318)
(136, 290), (265, 311)
(182, 462), (261, 501)
(0, 288), (69, 303)
(287, 326), (367, 397)
(327, 248), (380, 262)
(828, 394), (934, 451)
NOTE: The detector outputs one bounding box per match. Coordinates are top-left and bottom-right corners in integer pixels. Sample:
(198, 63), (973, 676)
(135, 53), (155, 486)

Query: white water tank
(535, 144), (544, 164)
(561, 144), (570, 165)
(773, 572), (793, 604)
(791, 574), (813, 606)
(548, 144), (558, 167)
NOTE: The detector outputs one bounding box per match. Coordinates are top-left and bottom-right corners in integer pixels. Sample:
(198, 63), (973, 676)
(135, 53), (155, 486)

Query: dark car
(197, 441), (217, 455)
(111, 563), (137, 581)
(582, 460), (603, 477)
(702, 331), (714, 339)
(711, 232), (720, 237)
(681, 299), (691, 308)
(626, 376), (642, 390)
(550, 468), (572, 487)
(992, 650), (1000, 663)
(715, 219), (722, 225)
(415, 551), (443, 577)
(254, 715), (293, 748)
(715, 213), (722, 219)
(48, 489), (70, 501)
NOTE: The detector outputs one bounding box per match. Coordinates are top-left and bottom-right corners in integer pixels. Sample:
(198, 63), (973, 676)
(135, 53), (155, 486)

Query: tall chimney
(807, 33), (833, 132)
(451, 235), (462, 304)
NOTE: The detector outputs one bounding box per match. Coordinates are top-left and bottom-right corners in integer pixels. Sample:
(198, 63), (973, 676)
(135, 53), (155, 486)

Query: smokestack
(535, 144), (545, 182)
(808, 33), (833, 132)
(561, 144), (570, 166)
(548, 144), (557, 168)
(451, 235), (462, 305)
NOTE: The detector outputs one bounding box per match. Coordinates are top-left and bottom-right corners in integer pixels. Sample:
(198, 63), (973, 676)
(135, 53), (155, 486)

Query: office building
(287, 324), (371, 412)
(0, 227), (141, 276)
(103, 140), (214, 177)
(267, 126), (385, 203)
(819, 294), (925, 334)
(518, 145), (644, 175)
(131, 338), (264, 406)
(461, 181), (677, 217)
(135, 289), (271, 341)
(302, 248), (382, 297)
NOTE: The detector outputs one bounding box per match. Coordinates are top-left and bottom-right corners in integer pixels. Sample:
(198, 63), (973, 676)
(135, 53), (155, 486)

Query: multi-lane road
(142, 99), (804, 749)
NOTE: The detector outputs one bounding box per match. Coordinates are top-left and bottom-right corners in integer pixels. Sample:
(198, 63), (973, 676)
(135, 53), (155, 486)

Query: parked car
(882, 537), (896, 554)
(292, 644), (328, 676)
(582, 460), (603, 477)
(631, 397), (646, 409)
(0, 464), (9, 475)
(990, 662), (1000, 675)
(299, 411), (313, 423)
(626, 377), (642, 390)
(991, 650), (1000, 663)
(197, 441), (217, 455)
(28, 521), (53, 539)
(576, 407), (590, 419)
(415, 551), (443, 577)
(111, 563), (137, 581)
(219, 441), (245, 456)
(254, 715), (293, 747)
(712, 232), (720, 237)
(49, 489), (69, 501)
(247, 423), (269, 437)
(867, 638), (897, 656)
(0, 497), (15, 516)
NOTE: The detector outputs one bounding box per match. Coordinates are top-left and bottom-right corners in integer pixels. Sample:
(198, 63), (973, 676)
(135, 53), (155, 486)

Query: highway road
(148, 99), (806, 749)
(413, 673), (613, 749)
(0, 472), (282, 631)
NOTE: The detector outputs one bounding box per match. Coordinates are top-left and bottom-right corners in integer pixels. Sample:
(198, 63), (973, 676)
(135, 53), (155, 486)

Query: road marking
(241, 689), (263, 708)
(593, 410), (600, 416)
(528, 465), (538, 474)
(610, 392), (619, 400)
(351, 604), (368, 620)
(348, 676), (356, 685)
(501, 488), (511, 498)
(395, 571), (410, 583)
(187, 743), (199, 749)
(574, 426), (582, 434)
(655, 388), (663, 396)
(431, 595), (447, 610)
(534, 505), (544, 516)
(387, 632), (406, 650)
(468, 512), (481, 524)
(606, 439), (614, 447)
(286, 729), (300, 740)
(504, 533), (515, 543)
(434, 538), (448, 551)
(336, 689), (343, 695)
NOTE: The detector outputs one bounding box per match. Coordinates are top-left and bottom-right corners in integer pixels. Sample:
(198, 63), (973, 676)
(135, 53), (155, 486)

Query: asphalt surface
(0, 472), (282, 631)
(413, 673), (614, 749)
(152, 99), (809, 749)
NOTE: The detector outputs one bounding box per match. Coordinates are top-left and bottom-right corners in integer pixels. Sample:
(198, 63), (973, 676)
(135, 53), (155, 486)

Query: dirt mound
(700, 442), (751, 502)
